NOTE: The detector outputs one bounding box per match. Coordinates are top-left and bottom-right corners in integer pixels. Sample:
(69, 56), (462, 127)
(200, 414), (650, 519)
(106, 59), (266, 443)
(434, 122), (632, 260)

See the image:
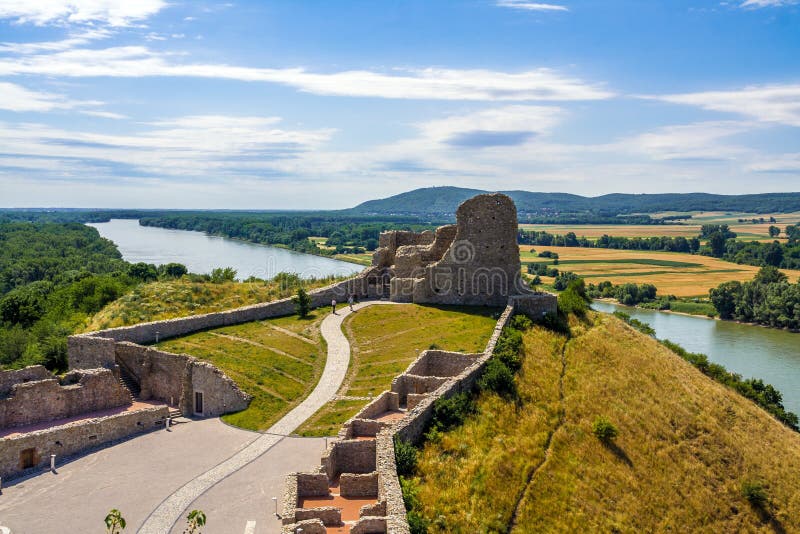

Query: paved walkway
(139, 299), (394, 534)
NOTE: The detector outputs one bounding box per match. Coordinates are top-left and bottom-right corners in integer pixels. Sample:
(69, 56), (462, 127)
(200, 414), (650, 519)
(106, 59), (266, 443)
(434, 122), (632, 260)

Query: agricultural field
(522, 246), (800, 297)
(297, 304), (499, 436)
(155, 311), (329, 431)
(520, 211), (800, 242)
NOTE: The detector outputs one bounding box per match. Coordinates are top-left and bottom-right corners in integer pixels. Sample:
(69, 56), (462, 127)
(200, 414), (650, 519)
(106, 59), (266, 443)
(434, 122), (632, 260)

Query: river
(87, 219), (364, 280)
(592, 301), (800, 415)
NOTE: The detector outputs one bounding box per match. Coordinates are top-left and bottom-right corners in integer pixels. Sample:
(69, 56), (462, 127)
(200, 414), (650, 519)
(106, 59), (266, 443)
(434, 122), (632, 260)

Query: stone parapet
(0, 405), (168, 480)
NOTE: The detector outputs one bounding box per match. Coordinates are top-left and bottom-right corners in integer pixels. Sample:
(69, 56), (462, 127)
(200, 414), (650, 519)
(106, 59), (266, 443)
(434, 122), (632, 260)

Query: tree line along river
(89, 219), (799, 415)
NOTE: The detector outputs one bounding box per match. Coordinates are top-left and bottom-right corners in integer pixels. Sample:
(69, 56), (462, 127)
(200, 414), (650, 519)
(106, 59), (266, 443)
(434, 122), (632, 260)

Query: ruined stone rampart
(0, 366), (52, 397)
(70, 275), (372, 349)
(0, 405), (168, 480)
(281, 297), (540, 533)
(114, 342), (250, 416)
(0, 368), (131, 429)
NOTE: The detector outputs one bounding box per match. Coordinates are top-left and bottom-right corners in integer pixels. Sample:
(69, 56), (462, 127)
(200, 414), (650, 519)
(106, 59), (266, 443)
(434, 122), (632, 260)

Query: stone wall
(115, 342), (250, 416)
(191, 361), (251, 417)
(0, 369), (131, 429)
(323, 439), (377, 479)
(340, 472), (378, 498)
(70, 275), (369, 349)
(0, 366), (52, 397)
(67, 335), (116, 370)
(0, 405), (168, 480)
(512, 292), (558, 320)
(403, 350), (482, 377)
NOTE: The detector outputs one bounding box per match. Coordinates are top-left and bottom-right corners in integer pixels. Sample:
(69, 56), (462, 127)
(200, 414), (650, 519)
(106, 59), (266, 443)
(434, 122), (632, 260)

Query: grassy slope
(83, 278), (337, 331)
(415, 313), (800, 532)
(297, 304), (500, 437)
(156, 310), (328, 431)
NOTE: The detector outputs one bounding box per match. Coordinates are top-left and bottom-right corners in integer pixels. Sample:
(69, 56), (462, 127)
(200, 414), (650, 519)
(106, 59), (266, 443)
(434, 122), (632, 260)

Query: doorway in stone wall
(194, 391), (204, 416)
(19, 448), (37, 469)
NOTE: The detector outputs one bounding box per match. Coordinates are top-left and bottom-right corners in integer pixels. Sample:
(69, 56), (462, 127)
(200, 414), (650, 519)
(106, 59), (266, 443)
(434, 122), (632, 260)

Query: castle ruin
(369, 193), (527, 306)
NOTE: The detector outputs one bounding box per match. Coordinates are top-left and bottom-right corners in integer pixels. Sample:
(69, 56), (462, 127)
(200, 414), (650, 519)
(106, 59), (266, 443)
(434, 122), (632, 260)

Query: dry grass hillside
(413, 313), (800, 533)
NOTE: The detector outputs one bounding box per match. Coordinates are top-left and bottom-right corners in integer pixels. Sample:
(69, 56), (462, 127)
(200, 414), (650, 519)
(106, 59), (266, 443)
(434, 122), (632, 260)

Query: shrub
(509, 314), (533, 331)
(394, 439), (418, 477)
(293, 288), (311, 318)
(592, 416), (619, 443)
(407, 510), (428, 534)
(558, 287), (588, 316)
(478, 358), (517, 399)
(210, 267), (236, 283)
(400, 476), (421, 511)
(430, 392), (475, 432)
(741, 480), (768, 507)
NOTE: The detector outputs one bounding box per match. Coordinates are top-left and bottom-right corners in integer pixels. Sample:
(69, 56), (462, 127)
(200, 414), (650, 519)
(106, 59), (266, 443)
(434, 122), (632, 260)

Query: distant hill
(349, 186), (800, 218)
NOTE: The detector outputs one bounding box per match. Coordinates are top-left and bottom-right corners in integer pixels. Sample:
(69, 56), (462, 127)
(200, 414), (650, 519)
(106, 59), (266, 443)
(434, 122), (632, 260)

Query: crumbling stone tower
(372, 193), (525, 306)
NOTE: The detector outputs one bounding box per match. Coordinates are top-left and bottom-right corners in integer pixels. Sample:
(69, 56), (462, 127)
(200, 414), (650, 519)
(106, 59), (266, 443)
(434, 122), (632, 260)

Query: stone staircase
(118, 365), (141, 400)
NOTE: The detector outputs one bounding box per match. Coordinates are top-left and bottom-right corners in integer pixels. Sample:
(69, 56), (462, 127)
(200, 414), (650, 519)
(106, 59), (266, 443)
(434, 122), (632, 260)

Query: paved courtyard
(0, 418), (325, 533)
(0, 301), (392, 534)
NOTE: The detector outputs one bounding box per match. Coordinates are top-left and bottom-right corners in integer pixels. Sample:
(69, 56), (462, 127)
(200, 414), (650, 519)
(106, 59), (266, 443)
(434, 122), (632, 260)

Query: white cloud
(80, 110), (127, 119)
(496, 1), (569, 11)
(416, 105), (563, 144)
(0, 0), (167, 27)
(0, 28), (111, 54)
(622, 121), (756, 161)
(645, 84), (800, 127)
(740, 0), (798, 7)
(0, 46), (613, 101)
(0, 81), (105, 112)
(0, 115), (335, 181)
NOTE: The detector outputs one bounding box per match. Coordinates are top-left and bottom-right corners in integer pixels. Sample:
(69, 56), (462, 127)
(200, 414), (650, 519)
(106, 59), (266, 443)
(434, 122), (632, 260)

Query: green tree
(210, 267), (236, 283)
(293, 288), (311, 318)
(768, 225), (780, 238)
(184, 510), (206, 534)
(104, 509), (126, 533)
(160, 262), (188, 278)
(708, 232), (728, 258)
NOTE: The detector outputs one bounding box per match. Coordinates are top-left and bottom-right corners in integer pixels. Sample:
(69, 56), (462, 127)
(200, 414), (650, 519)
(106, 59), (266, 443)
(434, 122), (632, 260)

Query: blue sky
(0, 0), (798, 208)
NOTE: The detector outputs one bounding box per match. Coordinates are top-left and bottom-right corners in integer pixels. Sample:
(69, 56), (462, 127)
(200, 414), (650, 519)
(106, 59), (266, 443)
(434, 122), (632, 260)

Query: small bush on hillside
(293, 288), (311, 318)
(741, 480), (769, 507)
(541, 311), (570, 334)
(400, 476), (422, 511)
(395, 439), (418, 477)
(509, 314), (533, 330)
(430, 392), (475, 432)
(558, 288), (588, 316)
(210, 267), (236, 283)
(592, 416), (619, 443)
(407, 511), (428, 534)
(494, 328), (524, 373)
(478, 358), (517, 399)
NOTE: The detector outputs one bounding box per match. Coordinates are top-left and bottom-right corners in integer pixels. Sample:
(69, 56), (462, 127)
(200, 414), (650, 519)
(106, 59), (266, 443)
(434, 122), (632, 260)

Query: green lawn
(297, 304), (499, 436)
(156, 310), (329, 431)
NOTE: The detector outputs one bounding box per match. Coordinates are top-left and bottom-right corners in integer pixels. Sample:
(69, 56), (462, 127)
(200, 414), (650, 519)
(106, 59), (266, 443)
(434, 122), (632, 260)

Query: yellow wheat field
(522, 246), (800, 297)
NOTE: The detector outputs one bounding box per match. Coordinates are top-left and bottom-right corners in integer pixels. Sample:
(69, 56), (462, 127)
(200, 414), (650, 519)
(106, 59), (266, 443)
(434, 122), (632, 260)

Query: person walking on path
(331, 299), (337, 314)
(348, 294), (354, 311)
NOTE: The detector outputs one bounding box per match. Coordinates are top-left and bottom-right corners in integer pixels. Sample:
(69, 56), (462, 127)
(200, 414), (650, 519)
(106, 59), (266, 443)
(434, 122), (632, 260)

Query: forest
(0, 223), (190, 372)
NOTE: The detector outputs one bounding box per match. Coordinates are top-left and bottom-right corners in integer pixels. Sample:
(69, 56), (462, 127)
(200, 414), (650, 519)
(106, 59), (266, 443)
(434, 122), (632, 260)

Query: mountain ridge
(349, 186), (800, 218)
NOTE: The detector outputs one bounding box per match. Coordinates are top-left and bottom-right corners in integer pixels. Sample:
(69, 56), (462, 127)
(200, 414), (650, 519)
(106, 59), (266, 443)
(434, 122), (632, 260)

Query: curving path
(139, 299), (395, 534)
